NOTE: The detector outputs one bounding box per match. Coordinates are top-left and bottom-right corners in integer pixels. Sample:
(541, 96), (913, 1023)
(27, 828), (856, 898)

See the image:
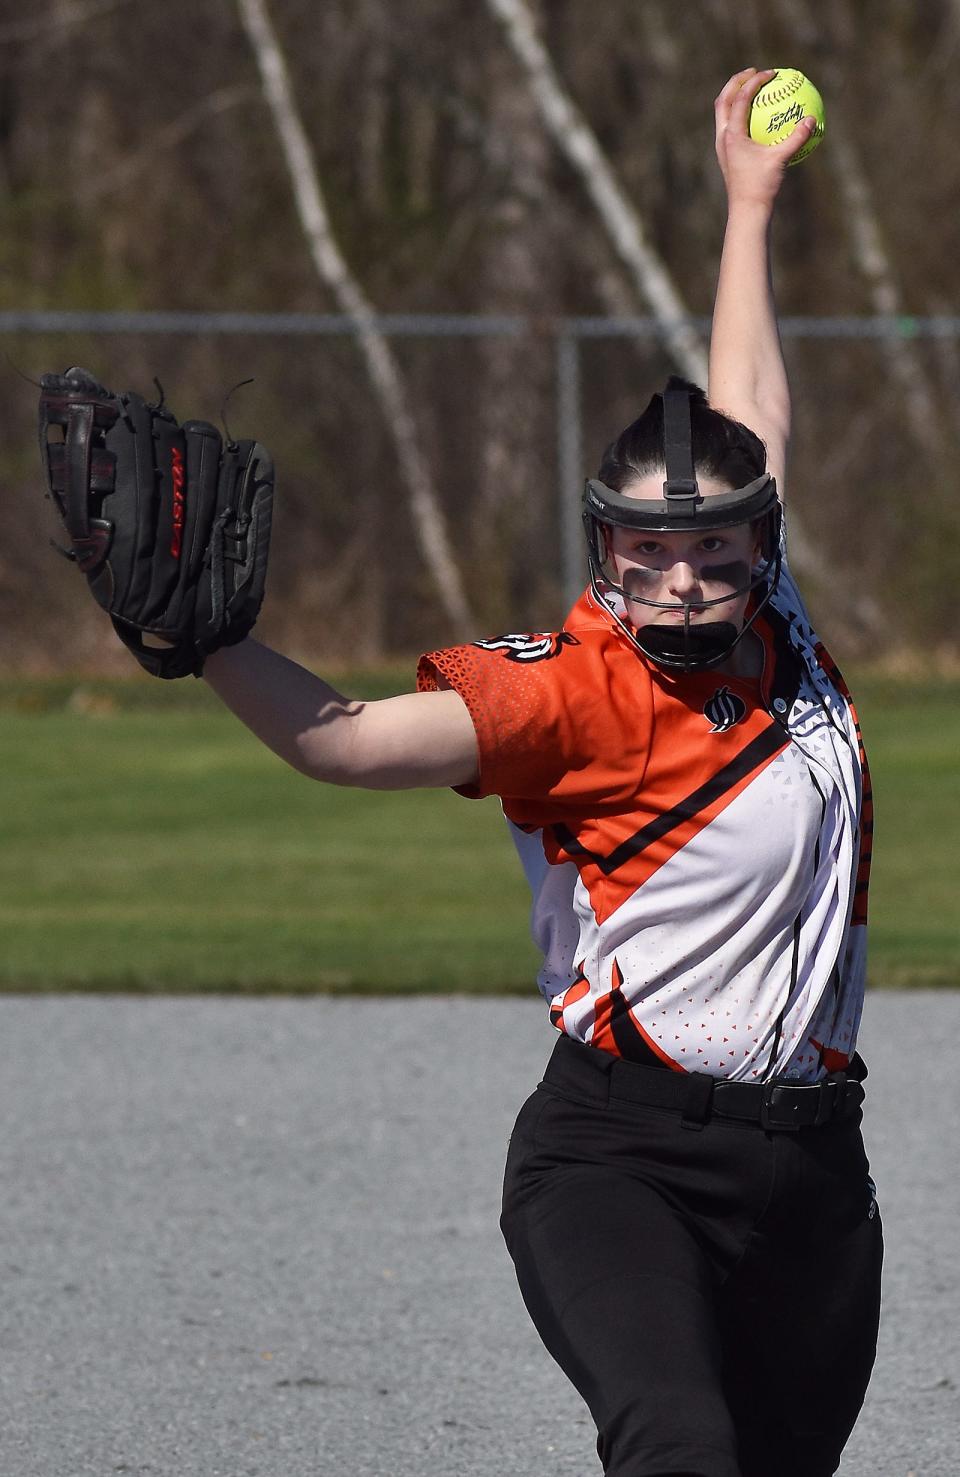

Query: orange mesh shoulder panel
(417, 623), (654, 808)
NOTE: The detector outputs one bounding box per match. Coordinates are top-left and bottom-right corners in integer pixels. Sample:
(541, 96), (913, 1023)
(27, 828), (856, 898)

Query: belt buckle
(815, 1073), (849, 1126)
(760, 1080), (811, 1132)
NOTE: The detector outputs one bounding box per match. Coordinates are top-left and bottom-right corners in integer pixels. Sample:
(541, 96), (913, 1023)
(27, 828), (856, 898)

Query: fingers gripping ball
(38, 367), (275, 678)
(749, 69), (825, 164)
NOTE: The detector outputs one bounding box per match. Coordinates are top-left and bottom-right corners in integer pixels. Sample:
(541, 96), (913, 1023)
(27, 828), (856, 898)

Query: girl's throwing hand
(715, 68), (818, 209)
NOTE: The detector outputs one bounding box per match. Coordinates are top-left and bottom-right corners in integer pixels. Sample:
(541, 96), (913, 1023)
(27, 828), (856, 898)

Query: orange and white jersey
(418, 562), (872, 1084)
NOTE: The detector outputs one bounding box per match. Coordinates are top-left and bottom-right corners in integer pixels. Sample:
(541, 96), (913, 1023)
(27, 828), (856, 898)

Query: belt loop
(815, 1075), (844, 1127)
(681, 1072), (715, 1132)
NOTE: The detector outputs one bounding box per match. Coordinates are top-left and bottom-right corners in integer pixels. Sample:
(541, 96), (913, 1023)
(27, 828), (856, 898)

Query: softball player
(203, 70), (882, 1476)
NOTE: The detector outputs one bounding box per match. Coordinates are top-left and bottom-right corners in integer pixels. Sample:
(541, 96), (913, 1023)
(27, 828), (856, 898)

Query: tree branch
(0, 0), (130, 46)
(484, 0), (708, 384)
(88, 86), (256, 199)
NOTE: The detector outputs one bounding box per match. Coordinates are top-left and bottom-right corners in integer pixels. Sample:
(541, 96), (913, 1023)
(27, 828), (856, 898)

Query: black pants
(500, 1036), (883, 1477)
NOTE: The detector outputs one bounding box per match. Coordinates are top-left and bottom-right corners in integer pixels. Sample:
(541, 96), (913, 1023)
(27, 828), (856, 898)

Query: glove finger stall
(179, 421), (225, 585)
(194, 440), (274, 656)
(98, 391), (169, 623)
(38, 379), (124, 609)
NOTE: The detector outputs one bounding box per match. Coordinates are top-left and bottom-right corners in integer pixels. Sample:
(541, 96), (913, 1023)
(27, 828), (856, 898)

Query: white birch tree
(235, 0), (474, 633)
(484, 0), (708, 386)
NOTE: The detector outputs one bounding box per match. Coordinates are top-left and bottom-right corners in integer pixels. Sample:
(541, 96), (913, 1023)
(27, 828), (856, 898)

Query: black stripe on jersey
(608, 986), (658, 1063)
(553, 723), (788, 877)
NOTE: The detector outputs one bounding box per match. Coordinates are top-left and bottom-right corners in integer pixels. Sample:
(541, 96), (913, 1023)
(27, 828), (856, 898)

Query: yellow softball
(748, 68), (825, 164)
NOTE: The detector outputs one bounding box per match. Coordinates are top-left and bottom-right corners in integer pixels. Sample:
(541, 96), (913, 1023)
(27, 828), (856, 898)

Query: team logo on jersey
(704, 685), (747, 733)
(472, 631), (580, 663)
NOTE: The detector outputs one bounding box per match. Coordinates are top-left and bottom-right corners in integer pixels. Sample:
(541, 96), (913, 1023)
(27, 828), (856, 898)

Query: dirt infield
(0, 994), (956, 1476)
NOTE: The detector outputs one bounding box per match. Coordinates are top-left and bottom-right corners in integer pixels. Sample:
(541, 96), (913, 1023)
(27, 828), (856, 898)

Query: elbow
(291, 702), (368, 786)
(288, 746), (333, 783)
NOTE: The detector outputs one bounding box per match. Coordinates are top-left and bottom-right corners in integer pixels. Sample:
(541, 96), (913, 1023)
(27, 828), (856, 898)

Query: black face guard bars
(582, 388), (783, 671)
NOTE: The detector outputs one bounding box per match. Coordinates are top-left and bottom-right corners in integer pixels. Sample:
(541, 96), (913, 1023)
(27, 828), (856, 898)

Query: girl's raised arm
(709, 68), (819, 497)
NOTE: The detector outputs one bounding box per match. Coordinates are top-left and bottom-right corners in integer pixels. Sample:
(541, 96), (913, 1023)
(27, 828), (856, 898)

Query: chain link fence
(5, 310), (960, 672)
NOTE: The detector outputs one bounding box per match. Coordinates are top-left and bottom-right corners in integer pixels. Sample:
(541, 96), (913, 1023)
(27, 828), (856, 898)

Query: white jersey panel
(550, 737), (853, 1080)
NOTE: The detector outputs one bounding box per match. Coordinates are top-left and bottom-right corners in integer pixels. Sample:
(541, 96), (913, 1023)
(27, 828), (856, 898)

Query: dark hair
(596, 375), (766, 492)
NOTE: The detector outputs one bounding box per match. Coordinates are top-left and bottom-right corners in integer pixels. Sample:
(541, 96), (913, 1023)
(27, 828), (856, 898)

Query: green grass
(0, 673), (956, 992)
(850, 674), (960, 988)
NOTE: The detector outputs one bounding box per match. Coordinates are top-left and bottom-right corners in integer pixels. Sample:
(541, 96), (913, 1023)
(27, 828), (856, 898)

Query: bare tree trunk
(772, 0), (943, 457)
(927, 297), (960, 443)
(405, 91), (438, 217)
(484, 0), (708, 385)
(826, 124), (942, 454)
(468, 45), (553, 618)
(236, 0), (474, 633)
(356, 0), (389, 215)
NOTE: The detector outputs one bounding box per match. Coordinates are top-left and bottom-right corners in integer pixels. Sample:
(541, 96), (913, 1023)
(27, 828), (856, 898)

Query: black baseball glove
(38, 367), (274, 678)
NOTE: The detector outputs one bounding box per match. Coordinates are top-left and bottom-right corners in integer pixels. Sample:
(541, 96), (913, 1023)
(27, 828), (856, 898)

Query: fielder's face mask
(582, 388), (782, 672)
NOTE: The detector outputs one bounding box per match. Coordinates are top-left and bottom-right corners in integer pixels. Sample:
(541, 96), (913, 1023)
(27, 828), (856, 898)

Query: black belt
(710, 1073), (863, 1130)
(544, 1036), (866, 1132)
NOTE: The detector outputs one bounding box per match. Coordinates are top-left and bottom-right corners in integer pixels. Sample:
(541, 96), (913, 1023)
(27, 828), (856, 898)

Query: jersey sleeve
(417, 626), (652, 813)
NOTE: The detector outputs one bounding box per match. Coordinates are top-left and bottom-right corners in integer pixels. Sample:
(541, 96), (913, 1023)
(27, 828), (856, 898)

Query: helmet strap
(662, 387), (700, 508)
